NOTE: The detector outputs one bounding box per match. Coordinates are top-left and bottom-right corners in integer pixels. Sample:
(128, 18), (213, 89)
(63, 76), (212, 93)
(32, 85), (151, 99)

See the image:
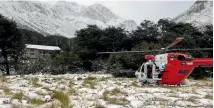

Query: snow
(0, 74), (211, 108)
(174, 1), (213, 28)
(0, 1), (137, 38)
(26, 44), (61, 51)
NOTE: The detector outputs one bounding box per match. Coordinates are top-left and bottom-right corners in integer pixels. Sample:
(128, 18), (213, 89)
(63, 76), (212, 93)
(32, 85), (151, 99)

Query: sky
(42, 0), (196, 24)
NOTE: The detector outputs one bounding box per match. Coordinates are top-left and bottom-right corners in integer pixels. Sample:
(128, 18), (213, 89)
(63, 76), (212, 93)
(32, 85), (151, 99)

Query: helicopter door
(146, 64), (153, 78)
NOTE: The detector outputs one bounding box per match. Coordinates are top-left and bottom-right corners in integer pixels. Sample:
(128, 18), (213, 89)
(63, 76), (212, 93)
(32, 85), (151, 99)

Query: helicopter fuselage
(135, 53), (213, 85)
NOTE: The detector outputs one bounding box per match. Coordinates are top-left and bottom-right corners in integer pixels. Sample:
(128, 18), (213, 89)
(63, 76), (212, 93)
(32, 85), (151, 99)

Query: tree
(75, 25), (103, 51)
(0, 14), (24, 75)
(9, 31), (25, 71)
(157, 19), (199, 49)
(131, 20), (159, 45)
(44, 35), (71, 51)
(101, 26), (130, 52)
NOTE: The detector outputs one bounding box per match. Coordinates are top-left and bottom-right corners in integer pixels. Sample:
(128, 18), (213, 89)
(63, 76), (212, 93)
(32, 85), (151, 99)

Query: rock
(10, 99), (19, 104)
(43, 95), (51, 102)
(181, 79), (191, 86)
(97, 99), (106, 106)
(20, 82), (28, 87)
(21, 100), (28, 104)
(130, 100), (144, 108)
(28, 92), (38, 99)
(3, 99), (10, 104)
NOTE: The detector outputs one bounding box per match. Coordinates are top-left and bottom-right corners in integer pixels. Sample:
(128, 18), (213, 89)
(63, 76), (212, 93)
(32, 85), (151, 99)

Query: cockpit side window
(141, 65), (144, 72)
(177, 55), (185, 60)
(138, 64), (144, 72)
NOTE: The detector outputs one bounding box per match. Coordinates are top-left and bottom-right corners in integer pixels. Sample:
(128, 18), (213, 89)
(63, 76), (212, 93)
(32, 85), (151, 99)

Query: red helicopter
(98, 37), (213, 85)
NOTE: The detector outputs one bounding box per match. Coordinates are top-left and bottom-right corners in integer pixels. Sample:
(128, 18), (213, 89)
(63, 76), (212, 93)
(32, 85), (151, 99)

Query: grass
(186, 96), (198, 104)
(31, 77), (42, 87)
(44, 102), (59, 108)
(0, 76), (7, 82)
(144, 98), (168, 106)
(3, 87), (12, 95)
(131, 81), (140, 87)
(69, 80), (75, 87)
(83, 76), (97, 89)
(42, 86), (51, 91)
(68, 88), (77, 96)
(29, 98), (45, 105)
(115, 82), (121, 86)
(205, 94), (213, 100)
(107, 97), (129, 105)
(103, 88), (124, 100)
(52, 90), (72, 108)
(102, 88), (129, 105)
(11, 104), (26, 108)
(95, 104), (106, 108)
(99, 77), (108, 81)
(12, 92), (26, 101)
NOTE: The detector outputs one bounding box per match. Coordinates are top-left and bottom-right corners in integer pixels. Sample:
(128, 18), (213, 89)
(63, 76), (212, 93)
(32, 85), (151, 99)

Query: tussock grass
(11, 104), (26, 108)
(12, 92), (26, 101)
(186, 96), (198, 104)
(31, 77), (42, 87)
(99, 77), (108, 81)
(83, 76), (97, 89)
(68, 88), (77, 96)
(69, 80), (75, 87)
(95, 104), (106, 108)
(131, 81), (140, 87)
(44, 102), (59, 108)
(107, 97), (129, 105)
(168, 93), (178, 97)
(0, 76), (7, 82)
(103, 88), (124, 100)
(85, 76), (97, 80)
(3, 87), (12, 95)
(102, 88), (129, 105)
(205, 94), (213, 100)
(144, 98), (168, 106)
(42, 86), (51, 91)
(52, 90), (72, 108)
(29, 98), (45, 105)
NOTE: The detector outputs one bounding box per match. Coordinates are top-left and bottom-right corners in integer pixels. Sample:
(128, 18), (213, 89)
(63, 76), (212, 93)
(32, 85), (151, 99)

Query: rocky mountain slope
(0, 1), (137, 38)
(174, 0), (213, 28)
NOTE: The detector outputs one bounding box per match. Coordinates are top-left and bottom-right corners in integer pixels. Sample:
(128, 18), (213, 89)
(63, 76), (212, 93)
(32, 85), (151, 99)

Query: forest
(0, 14), (213, 79)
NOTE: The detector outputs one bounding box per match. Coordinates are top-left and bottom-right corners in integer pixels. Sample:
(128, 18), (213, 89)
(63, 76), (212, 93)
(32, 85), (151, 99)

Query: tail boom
(193, 58), (213, 67)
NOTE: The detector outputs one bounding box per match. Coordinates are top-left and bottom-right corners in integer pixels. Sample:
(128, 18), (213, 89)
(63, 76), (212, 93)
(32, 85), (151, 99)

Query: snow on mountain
(173, 0), (213, 27)
(0, 1), (137, 38)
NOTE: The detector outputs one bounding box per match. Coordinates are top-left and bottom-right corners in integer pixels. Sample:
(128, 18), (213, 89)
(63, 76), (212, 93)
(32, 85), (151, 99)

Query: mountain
(0, 1), (137, 38)
(174, 0), (213, 28)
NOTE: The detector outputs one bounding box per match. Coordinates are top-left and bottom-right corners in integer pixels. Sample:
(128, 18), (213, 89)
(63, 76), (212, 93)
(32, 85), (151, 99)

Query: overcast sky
(42, 0), (196, 24)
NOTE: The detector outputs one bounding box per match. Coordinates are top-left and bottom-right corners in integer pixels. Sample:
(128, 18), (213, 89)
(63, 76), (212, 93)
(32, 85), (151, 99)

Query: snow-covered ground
(0, 74), (212, 108)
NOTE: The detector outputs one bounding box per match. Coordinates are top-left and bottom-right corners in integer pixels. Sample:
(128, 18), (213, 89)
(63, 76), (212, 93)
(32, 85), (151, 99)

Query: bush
(20, 58), (52, 74)
(107, 53), (144, 77)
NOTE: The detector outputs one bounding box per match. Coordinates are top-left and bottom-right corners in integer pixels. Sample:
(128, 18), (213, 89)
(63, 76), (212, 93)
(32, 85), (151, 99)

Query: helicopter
(98, 37), (213, 85)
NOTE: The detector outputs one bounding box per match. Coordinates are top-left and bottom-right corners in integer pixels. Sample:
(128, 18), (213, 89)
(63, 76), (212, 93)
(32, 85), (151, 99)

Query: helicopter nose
(135, 71), (139, 77)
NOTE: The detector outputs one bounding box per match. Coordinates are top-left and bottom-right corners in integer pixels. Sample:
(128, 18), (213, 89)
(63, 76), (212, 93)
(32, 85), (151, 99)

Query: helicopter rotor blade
(169, 48), (213, 51)
(97, 50), (162, 54)
(165, 37), (184, 50)
(97, 48), (213, 54)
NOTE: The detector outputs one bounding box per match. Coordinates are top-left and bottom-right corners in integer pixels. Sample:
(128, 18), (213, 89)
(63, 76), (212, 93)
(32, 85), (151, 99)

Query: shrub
(107, 53), (144, 77)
